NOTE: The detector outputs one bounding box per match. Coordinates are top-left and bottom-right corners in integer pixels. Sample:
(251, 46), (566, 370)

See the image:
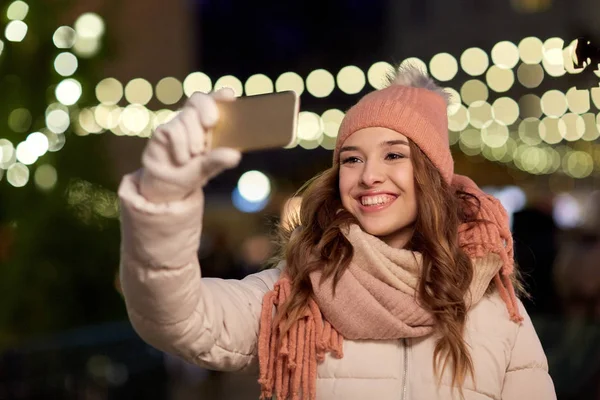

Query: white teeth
(361, 195), (394, 206)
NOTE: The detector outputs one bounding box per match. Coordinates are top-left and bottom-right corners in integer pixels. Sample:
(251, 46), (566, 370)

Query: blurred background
(1, 0), (600, 398)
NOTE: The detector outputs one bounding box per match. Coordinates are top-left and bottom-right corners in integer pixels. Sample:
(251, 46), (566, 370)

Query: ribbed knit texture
(258, 224), (514, 400)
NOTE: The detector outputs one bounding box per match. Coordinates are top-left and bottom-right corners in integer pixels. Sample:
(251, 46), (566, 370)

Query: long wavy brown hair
(273, 140), (505, 392)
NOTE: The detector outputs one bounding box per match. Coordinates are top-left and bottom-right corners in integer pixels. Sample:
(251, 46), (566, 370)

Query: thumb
(201, 147), (242, 183)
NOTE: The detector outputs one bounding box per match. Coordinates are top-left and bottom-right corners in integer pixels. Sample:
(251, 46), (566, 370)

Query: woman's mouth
(358, 194), (397, 212)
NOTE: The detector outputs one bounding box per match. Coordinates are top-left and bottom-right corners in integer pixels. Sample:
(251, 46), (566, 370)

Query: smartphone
(212, 91), (300, 152)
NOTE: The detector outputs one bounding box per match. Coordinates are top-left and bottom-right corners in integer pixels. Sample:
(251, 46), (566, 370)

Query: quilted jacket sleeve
(118, 171), (281, 372)
(501, 301), (556, 400)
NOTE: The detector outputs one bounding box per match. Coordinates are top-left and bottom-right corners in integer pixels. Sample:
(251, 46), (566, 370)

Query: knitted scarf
(258, 174), (522, 400)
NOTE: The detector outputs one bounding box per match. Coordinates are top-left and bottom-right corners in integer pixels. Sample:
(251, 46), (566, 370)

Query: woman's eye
(341, 156), (360, 164)
(386, 153), (406, 160)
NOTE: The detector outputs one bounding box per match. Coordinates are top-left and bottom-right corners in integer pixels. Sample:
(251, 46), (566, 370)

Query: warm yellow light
(492, 97), (519, 126)
(156, 77), (183, 105)
(245, 74), (274, 96)
(581, 113), (600, 141)
(34, 164), (58, 191)
(491, 41), (519, 69)
(516, 63), (544, 88)
(540, 90), (568, 117)
(94, 105), (121, 130)
(7, 163), (29, 187)
(121, 105), (150, 135)
(486, 65), (514, 92)
(459, 129), (482, 155)
(96, 78), (123, 105)
(74, 13), (105, 39)
(566, 87), (590, 114)
(7, 1), (29, 21)
(56, 78), (82, 106)
(214, 75), (243, 96)
(539, 116), (563, 144)
(559, 113), (585, 141)
(337, 66), (366, 95)
(460, 79), (488, 105)
(321, 109), (345, 138)
(183, 72), (212, 96)
(46, 109), (70, 134)
(519, 118), (542, 145)
(563, 151), (593, 178)
(125, 78), (153, 105)
(297, 112), (323, 141)
(482, 121), (509, 148)
(53, 26), (76, 49)
(429, 53), (458, 81)
(367, 62), (393, 89)
(306, 69), (335, 98)
(518, 37), (544, 64)
(78, 108), (102, 134)
(5, 20), (27, 42)
(54, 52), (78, 77)
(460, 47), (489, 76)
(467, 101), (493, 129)
(15, 141), (37, 165)
(448, 104), (469, 132)
(275, 72), (304, 95)
(73, 37), (101, 58)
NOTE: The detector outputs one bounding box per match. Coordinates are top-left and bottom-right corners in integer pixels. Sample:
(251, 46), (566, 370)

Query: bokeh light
(55, 78), (82, 106)
(516, 64), (544, 88)
(367, 61), (393, 89)
(7, 1), (29, 21)
(275, 72), (304, 95)
(74, 13), (105, 39)
(245, 74), (274, 96)
(54, 52), (78, 77)
(125, 78), (153, 105)
(53, 26), (76, 49)
(337, 66), (366, 95)
(491, 41), (519, 69)
(8, 108), (32, 133)
(156, 77), (183, 105)
(540, 90), (568, 117)
(492, 97), (519, 126)
(460, 47), (489, 76)
(5, 20), (28, 42)
(460, 80), (488, 105)
(34, 164), (57, 191)
(183, 72), (212, 96)
(429, 53), (458, 81)
(486, 65), (514, 92)
(566, 87), (590, 114)
(214, 75), (243, 96)
(321, 109), (345, 138)
(518, 37), (544, 64)
(306, 69), (335, 98)
(237, 170), (271, 202)
(297, 112), (323, 141)
(96, 78), (124, 105)
(7, 162), (29, 187)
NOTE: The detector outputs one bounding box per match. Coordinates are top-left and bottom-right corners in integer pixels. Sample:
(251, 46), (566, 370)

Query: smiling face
(338, 127), (417, 248)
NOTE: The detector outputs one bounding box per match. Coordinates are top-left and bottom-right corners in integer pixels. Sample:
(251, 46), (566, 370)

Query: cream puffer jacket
(118, 173), (556, 400)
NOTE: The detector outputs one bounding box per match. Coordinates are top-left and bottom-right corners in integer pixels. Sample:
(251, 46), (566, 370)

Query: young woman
(118, 67), (556, 399)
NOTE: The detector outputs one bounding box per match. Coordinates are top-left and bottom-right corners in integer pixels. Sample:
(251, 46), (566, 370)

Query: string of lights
(1, 1), (600, 190)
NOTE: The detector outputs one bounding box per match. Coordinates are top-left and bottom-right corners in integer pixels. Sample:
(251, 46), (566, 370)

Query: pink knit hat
(332, 68), (522, 323)
(334, 76), (454, 184)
